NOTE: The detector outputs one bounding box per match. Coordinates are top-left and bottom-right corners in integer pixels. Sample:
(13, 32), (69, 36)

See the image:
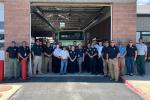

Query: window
(0, 2), (4, 49)
(136, 32), (141, 43)
(141, 32), (150, 61)
(59, 31), (84, 40)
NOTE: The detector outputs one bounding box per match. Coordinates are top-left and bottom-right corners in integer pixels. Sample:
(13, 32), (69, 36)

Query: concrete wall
(137, 17), (150, 32)
(30, 0), (136, 3)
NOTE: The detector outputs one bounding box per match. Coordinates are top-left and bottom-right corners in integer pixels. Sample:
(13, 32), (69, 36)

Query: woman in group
(60, 46), (70, 75)
(69, 46), (77, 73)
(76, 44), (85, 73)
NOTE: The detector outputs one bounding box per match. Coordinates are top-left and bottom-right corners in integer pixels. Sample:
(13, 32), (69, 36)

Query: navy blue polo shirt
(44, 46), (53, 57)
(18, 46), (30, 58)
(69, 50), (77, 59)
(42, 44), (47, 52)
(108, 46), (119, 59)
(6, 46), (18, 58)
(76, 48), (84, 58)
(87, 47), (97, 57)
(83, 46), (87, 53)
(102, 46), (109, 59)
(32, 44), (43, 56)
(126, 45), (137, 57)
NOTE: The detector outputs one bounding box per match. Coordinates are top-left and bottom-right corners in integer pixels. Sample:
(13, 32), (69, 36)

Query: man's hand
(5, 57), (9, 62)
(145, 56), (147, 61)
(134, 57), (136, 61)
(106, 59), (108, 62)
(90, 56), (93, 58)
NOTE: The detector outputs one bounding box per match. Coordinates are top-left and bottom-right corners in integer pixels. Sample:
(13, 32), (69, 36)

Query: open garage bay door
(31, 3), (111, 44)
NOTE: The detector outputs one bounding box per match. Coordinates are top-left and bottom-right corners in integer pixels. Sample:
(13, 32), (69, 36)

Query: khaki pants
(78, 57), (83, 73)
(119, 57), (125, 76)
(33, 56), (42, 74)
(108, 58), (119, 81)
(41, 55), (45, 73)
(44, 56), (52, 73)
(103, 60), (109, 75)
(8, 58), (18, 79)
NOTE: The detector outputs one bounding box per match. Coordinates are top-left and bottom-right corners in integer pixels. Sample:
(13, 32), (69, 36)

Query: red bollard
(22, 60), (27, 80)
(0, 60), (4, 81)
(118, 60), (120, 80)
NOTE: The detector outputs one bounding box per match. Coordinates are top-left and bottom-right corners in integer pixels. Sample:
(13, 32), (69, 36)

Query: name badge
(25, 53), (26, 56)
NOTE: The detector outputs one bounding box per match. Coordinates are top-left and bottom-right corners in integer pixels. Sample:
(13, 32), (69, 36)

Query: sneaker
(130, 73), (134, 76)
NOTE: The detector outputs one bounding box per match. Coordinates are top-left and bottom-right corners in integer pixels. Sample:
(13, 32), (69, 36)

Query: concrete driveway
(3, 75), (143, 100)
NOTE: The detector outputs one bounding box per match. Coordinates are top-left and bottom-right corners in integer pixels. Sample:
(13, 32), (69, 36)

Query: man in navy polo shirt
(6, 41), (18, 79)
(32, 39), (43, 75)
(87, 43), (98, 74)
(44, 42), (54, 73)
(108, 40), (120, 81)
(18, 41), (31, 77)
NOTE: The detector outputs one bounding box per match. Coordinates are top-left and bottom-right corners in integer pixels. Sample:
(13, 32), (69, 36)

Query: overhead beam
(32, 8), (57, 33)
(41, 10), (104, 14)
(82, 6), (105, 31)
(31, 3), (111, 7)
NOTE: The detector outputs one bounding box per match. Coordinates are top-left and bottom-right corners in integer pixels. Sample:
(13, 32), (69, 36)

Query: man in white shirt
(136, 38), (148, 76)
(53, 44), (62, 73)
(60, 46), (70, 75)
(96, 41), (104, 74)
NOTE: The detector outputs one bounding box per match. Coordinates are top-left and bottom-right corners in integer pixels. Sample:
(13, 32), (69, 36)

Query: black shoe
(60, 73), (63, 75)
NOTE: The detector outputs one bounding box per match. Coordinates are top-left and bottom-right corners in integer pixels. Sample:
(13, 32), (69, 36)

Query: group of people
(6, 38), (147, 81)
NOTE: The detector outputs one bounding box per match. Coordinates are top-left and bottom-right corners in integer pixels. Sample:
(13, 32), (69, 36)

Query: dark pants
(70, 61), (76, 73)
(84, 55), (90, 72)
(89, 58), (97, 74)
(136, 55), (145, 75)
(53, 57), (61, 73)
(97, 57), (103, 74)
(126, 57), (134, 74)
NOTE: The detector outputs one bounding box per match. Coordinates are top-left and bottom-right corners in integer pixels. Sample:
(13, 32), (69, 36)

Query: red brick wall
(112, 3), (136, 43)
(4, 0), (30, 48)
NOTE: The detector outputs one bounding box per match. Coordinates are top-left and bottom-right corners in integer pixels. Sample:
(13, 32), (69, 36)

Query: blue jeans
(126, 57), (134, 74)
(60, 60), (68, 74)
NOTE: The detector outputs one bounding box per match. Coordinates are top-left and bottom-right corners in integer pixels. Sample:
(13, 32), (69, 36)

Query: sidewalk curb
(0, 85), (22, 100)
(122, 77), (150, 100)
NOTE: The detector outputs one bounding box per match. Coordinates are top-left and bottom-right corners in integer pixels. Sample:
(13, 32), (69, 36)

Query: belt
(34, 55), (42, 57)
(138, 55), (145, 56)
